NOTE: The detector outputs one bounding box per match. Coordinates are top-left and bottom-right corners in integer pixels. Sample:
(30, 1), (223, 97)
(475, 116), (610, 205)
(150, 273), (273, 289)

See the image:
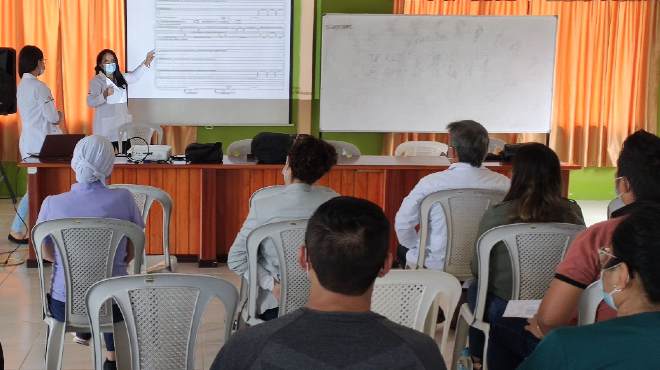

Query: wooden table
(20, 156), (580, 267)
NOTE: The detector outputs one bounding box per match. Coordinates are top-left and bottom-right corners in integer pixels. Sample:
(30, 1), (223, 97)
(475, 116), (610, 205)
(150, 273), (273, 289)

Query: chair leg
(482, 327), (490, 370)
(451, 313), (470, 370)
(45, 320), (65, 370)
(113, 321), (132, 370)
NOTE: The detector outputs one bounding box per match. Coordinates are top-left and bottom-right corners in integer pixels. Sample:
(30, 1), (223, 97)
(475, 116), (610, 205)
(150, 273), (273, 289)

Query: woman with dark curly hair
(227, 135), (339, 321)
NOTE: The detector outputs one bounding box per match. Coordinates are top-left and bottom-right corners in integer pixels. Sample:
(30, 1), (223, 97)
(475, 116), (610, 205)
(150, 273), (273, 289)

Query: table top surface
(20, 155), (581, 170)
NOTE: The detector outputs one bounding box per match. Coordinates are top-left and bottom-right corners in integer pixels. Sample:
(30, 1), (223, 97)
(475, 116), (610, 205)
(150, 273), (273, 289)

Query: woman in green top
(467, 143), (585, 365)
(518, 204), (660, 370)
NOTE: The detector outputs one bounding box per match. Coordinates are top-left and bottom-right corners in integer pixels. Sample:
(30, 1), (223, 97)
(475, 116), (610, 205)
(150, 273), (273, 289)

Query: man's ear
(379, 252), (393, 277)
(617, 262), (632, 288)
(298, 245), (308, 270)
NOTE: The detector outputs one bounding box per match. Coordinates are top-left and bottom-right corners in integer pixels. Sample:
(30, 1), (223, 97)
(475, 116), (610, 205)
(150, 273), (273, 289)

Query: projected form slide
(126, 0), (292, 125)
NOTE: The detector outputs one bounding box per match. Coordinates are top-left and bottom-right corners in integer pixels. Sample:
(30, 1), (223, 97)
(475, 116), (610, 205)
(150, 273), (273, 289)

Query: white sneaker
(72, 333), (90, 346)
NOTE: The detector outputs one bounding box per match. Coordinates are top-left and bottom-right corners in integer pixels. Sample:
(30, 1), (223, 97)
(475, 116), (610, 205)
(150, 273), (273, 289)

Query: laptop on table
(29, 134), (85, 163)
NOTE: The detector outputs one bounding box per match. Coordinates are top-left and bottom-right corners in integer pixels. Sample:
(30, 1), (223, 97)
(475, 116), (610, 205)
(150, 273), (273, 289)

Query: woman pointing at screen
(87, 49), (155, 151)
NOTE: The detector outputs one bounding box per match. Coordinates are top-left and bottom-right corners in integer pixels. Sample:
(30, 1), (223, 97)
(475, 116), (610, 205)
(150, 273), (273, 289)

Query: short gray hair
(446, 120), (489, 167)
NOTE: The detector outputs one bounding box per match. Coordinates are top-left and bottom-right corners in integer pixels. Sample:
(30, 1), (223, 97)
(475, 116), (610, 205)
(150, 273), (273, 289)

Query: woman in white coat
(87, 49), (154, 151)
(9, 45), (63, 244)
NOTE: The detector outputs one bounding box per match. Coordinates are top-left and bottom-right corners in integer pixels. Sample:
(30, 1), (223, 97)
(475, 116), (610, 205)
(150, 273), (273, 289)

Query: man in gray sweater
(211, 196), (446, 370)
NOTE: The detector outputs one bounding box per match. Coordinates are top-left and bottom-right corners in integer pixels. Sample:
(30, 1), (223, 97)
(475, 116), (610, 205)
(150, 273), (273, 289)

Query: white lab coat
(227, 183), (339, 314)
(16, 73), (62, 159)
(395, 162), (511, 270)
(87, 65), (147, 142)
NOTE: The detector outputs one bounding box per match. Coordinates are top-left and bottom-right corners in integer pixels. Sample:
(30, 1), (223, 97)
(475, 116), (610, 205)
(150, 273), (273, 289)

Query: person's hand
(103, 87), (114, 98)
(143, 50), (156, 67)
(272, 282), (281, 303)
(525, 315), (545, 339)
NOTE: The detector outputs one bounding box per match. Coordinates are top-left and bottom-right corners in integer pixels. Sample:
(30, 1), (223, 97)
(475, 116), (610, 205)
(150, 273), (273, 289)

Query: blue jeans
(49, 296), (121, 352)
(10, 194), (28, 234)
(466, 280), (508, 361)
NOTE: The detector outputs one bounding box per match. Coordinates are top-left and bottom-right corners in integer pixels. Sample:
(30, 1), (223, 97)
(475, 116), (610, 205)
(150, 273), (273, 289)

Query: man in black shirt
(211, 196), (446, 370)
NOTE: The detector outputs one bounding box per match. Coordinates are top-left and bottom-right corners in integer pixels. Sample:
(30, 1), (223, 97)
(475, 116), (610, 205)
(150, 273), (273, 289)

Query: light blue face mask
(103, 62), (117, 75)
(600, 265), (623, 310)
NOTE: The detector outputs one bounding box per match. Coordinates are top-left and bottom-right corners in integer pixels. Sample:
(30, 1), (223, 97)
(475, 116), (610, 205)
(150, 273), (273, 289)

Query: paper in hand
(502, 300), (541, 319)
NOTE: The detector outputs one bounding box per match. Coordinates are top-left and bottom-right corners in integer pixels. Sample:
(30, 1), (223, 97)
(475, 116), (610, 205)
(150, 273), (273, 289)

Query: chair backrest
(31, 218), (145, 331)
(108, 184), (173, 271)
(578, 280), (603, 326)
(417, 189), (506, 279)
(394, 141), (448, 157)
(118, 123), (163, 153)
(607, 198), (624, 219)
(86, 273), (238, 370)
(226, 139), (253, 161)
(488, 138), (506, 154)
(472, 223), (585, 322)
(246, 219), (309, 322)
(326, 140), (361, 158)
(372, 269), (461, 353)
(249, 185), (285, 209)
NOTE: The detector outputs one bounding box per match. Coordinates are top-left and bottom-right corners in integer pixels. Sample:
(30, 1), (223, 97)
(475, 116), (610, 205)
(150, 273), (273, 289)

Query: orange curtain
(388, 0), (659, 167)
(0, 0), (195, 161)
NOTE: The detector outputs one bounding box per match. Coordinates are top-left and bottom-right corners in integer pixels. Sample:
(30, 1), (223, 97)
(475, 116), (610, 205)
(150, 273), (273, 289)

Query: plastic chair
(226, 139), (253, 161)
(607, 198), (624, 219)
(372, 269), (461, 360)
(414, 189), (507, 280)
(118, 123), (163, 153)
(578, 280), (604, 326)
(452, 223), (585, 369)
(86, 273), (239, 370)
(249, 185), (285, 208)
(488, 138), (506, 154)
(394, 141), (448, 157)
(244, 219), (309, 325)
(109, 184), (176, 272)
(31, 218), (145, 370)
(326, 140), (361, 159)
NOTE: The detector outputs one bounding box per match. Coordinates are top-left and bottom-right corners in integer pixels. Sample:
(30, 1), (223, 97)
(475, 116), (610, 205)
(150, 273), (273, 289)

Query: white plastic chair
(31, 218), (145, 370)
(488, 138), (506, 154)
(244, 219), (309, 325)
(249, 185), (285, 208)
(109, 184), (176, 272)
(118, 123), (163, 153)
(372, 269), (461, 360)
(607, 198), (624, 219)
(578, 280), (603, 326)
(453, 223), (585, 369)
(394, 141), (448, 157)
(226, 139), (253, 161)
(86, 273), (239, 370)
(326, 140), (361, 159)
(415, 189), (507, 280)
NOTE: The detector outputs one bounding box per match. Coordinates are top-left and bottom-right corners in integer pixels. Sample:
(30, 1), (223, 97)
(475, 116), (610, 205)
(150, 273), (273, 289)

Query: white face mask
(282, 162), (292, 184)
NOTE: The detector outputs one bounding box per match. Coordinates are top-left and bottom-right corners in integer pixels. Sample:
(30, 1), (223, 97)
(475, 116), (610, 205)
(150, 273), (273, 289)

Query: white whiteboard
(320, 15), (557, 133)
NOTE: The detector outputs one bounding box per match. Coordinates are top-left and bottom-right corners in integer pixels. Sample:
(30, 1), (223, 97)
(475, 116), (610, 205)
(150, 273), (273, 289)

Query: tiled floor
(0, 198), (609, 369)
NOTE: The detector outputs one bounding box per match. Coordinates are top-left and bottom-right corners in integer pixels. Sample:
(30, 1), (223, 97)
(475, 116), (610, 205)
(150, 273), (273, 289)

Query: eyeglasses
(598, 246), (622, 270)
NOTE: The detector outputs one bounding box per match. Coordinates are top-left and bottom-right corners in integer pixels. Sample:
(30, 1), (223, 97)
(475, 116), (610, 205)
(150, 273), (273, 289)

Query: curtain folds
(389, 0), (658, 167)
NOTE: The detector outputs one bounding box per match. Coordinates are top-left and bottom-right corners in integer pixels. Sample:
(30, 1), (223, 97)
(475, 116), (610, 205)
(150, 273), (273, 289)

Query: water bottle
(456, 348), (473, 370)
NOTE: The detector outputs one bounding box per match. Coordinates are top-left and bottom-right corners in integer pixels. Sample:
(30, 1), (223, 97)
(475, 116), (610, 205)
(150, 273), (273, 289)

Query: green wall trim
(0, 162), (27, 197)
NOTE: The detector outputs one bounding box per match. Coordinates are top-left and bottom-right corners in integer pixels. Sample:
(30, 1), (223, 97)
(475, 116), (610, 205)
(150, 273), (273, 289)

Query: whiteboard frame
(319, 14), (558, 134)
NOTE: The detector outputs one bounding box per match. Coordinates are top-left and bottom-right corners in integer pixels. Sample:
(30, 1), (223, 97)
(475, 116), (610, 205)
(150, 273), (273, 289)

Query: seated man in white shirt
(395, 120), (510, 270)
(227, 135), (339, 320)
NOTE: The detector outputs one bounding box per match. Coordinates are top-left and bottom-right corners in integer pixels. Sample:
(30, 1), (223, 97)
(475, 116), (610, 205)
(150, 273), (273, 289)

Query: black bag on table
(185, 142), (223, 163)
(251, 132), (294, 164)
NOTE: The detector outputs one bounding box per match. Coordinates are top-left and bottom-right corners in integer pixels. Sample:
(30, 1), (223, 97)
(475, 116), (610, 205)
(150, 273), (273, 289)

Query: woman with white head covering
(36, 135), (144, 370)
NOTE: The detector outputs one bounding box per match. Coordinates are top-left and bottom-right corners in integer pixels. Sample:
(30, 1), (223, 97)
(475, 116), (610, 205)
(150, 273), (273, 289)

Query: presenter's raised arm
(124, 50), (155, 84)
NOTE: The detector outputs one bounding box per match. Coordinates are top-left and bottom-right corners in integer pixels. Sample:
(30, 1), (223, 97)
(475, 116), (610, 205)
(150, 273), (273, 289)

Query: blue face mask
(103, 63), (117, 75)
(600, 266), (623, 310)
